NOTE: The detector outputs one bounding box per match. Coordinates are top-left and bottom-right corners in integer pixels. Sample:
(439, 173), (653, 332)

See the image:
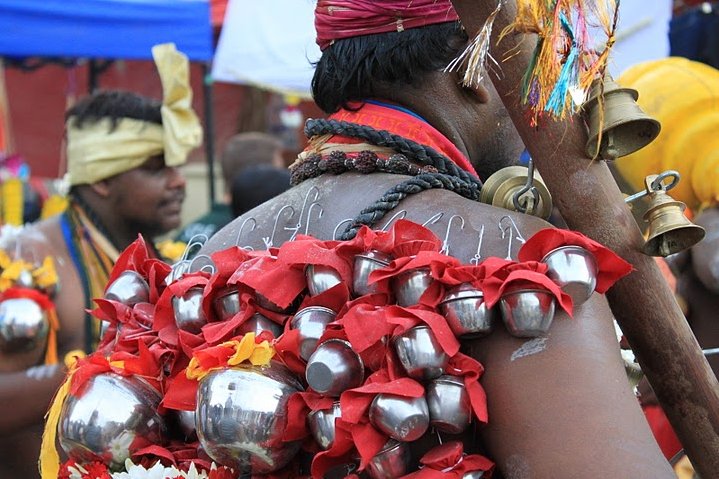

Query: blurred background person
(230, 164), (291, 218)
(613, 56), (719, 469)
(0, 43), (201, 479)
(176, 132), (284, 243)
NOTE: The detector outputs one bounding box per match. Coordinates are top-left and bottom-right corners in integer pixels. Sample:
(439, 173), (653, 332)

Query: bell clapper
(602, 129), (618, 161)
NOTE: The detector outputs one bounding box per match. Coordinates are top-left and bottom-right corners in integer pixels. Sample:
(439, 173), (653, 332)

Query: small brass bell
(625, 171), (706, 257)
(583, 75), (661, 160)
(480, 161), (553, 219)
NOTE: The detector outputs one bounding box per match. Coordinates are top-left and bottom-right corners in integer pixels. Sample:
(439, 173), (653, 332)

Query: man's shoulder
(204, 173), (553, 262)
(0, 216), (66, 255)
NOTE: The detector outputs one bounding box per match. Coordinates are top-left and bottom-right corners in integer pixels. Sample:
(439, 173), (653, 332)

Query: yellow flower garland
(186, 333), (275, 381)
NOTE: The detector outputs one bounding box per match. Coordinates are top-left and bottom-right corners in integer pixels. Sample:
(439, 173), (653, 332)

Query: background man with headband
(0, 43), (202, 479)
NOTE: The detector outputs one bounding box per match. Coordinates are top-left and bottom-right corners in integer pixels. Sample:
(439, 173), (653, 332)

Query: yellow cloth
(614, 57), (719, 210)
(674, 455), (695, 479)
(66, 43), (202, 186)
(39, 369), (73, 479)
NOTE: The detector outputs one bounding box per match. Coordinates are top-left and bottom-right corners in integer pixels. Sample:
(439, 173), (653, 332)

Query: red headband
(315, 0), (459, 51)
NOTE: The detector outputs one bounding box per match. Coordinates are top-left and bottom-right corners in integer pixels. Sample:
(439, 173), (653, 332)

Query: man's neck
(70, 195), (144, 253)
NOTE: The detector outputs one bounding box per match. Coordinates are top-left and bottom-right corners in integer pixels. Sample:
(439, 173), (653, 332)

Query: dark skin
(0, 154), (186, 479)
(204, 69), (673, 478)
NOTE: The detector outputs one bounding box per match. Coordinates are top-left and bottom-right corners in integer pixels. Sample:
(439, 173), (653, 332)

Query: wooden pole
(450, 1), (719, 476)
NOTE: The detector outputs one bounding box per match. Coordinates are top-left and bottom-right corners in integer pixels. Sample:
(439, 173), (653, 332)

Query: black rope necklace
(291, 119), (483, 240)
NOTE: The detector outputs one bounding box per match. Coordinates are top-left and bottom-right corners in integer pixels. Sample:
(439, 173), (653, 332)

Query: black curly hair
(311, 21), (468, 114)
(65, 90), (162, 130)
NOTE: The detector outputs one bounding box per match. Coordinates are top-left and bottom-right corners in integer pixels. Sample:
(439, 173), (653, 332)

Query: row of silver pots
(314, 244), (597, 305)
(104, 243), (596, 341)
(55, 362), (474, 476)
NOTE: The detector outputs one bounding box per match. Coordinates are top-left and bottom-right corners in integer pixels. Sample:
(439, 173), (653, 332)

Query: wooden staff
(450, 1), (719, 476)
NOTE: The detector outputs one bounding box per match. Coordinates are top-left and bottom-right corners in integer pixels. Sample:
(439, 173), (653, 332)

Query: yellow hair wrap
(615, 57), (719, 210)
(66, 43), (202, 186)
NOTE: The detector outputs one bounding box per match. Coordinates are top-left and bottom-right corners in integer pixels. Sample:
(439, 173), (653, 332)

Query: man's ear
(450, 68), (491, 104)
(89, 180), (112, 197)
(462, 81), (491, 104)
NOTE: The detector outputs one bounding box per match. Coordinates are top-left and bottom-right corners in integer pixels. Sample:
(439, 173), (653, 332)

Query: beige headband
(66, 43), (203, 186)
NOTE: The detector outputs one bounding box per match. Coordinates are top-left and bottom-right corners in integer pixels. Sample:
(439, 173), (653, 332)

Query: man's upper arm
(467, 295), (674, 478)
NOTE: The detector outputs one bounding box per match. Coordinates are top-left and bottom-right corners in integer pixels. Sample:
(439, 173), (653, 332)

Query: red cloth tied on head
(315, 0), (459, 50)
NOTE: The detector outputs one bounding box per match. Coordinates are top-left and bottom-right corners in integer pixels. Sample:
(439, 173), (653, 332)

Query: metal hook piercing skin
(624, 170), (681, 204)
(333, 218), (355, 240)
(470, 225), (486, 265)
(189, 254), (216, 275)
(380, 210), (408, 231)
(440, 215), (466, 256)
(235, 217), (257, 250)
(499, 215), (526, 260)
(263, 204), (296, 249)
(422, 212), (445, 227)
(180, 233), (210, 262)
(286, 186), (321, 241)
(304, 202), (324, 236)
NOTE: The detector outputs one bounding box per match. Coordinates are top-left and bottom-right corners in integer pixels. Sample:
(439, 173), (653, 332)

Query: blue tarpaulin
(0, 0), (213, 61)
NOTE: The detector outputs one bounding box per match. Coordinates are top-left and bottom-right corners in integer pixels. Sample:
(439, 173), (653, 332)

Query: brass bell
(583, 75), (661, 160)
(626, 171), (706, 257)
(480, 162), (553, 219)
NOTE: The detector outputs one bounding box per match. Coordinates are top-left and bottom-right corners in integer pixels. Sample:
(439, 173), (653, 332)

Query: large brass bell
(583, 75), (661, 160)
(625, 171), (705, 257)
(480, 160), (553, 219)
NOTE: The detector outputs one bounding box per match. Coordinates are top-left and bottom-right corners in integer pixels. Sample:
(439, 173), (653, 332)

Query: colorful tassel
(445, 0), (503, 88)
(498, 0), (620, 123)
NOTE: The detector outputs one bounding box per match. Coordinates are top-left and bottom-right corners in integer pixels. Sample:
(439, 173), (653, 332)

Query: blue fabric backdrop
(0, 0), (212, 61)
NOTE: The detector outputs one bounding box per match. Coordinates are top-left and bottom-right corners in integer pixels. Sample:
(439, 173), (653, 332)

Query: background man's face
(107, 155), (187, 238)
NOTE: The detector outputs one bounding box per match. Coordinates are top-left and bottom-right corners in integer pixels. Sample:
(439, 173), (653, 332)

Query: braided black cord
(337, 172), (479, 240)
(305, 118), (483, 190)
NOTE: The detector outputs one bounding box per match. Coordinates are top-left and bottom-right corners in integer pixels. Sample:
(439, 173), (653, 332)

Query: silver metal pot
(196, 362), (304, 474)
(173, 287), (207, 334)
(0, 297), (49, 353)
(393, 326), (448, 380)
(306, 264), (343, 296)
(308, 401), (341, 450)
(499, 287), (556, 338)
(541, 245), (598, 306)
(58, 373), (165, 469)
(369, 393), (429, 442)
(439, 283), (495, 337)
(352, 250), (392, 297)
(305, 339), (364, 397)
(426, 375), (471, 434)
(290, 306), (337, 361)
(392, 268), (433, 307)
(104, 270), (149, 307)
